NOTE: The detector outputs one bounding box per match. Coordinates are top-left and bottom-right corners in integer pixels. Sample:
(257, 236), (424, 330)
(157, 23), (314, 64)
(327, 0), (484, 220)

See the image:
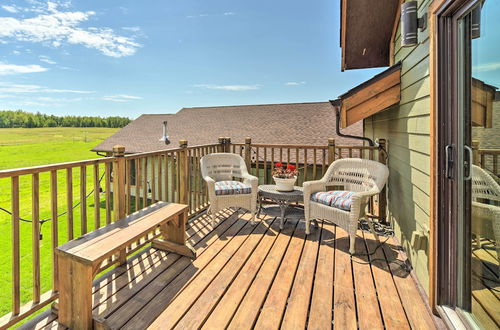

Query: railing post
(218, 137), (225, 153)
(378, 139), (387, 223)
(472, 139), (479, 165)
(225, 137), (231, 153)
(178, 139), (189, 205)
(327, 138), (335, 164)
(245, 137), (252, 170)
(112, 145), (126, 221)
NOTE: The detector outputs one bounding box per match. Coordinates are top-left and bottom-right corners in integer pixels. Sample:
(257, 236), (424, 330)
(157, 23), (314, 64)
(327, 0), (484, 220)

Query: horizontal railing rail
(0, 137), (387, 328)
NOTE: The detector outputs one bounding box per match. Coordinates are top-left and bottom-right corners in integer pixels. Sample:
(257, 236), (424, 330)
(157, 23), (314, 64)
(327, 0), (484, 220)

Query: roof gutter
(329, 99), (375, 147)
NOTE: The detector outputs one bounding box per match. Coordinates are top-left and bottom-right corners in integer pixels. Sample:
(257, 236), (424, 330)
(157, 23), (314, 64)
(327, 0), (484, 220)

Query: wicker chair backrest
(324, 158), (389, 193)
(472, 165), (500, 203)
(200, 153), (247, 182)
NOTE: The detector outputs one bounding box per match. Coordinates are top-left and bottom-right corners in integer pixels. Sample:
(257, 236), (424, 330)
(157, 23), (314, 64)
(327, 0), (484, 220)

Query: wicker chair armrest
(242, 173), (259, 189)
(203, 176), (216, 189)
(472, 201), (500, 216)
(303, 180), (326, 201)
(351, 189), (379, 201)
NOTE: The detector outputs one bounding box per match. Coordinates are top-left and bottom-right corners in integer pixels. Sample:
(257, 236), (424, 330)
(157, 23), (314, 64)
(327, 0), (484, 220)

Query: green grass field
(0, 127), (119, 321)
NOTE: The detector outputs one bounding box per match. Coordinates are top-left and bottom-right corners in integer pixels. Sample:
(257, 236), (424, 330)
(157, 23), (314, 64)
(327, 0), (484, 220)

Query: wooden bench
(56, 202), (196, 329)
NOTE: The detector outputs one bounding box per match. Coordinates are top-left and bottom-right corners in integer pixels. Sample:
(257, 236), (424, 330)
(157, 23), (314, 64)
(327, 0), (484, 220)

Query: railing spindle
(32, 173), (41, 303)
(105, 163), (112, 224)
(66, 168), (73, 240)
(313, 148), (317, 180)
(11, 176), (20, 315)
(304, 148), (308, 183)
(158, 155), (163, 202)
(151, 156), (156, 204)
(126, 160), (131, 215)
(80, 166), (87, 234)
(263, 147), (268, 184)
(50, 170), (58, 291)
(93, 164), (100, 229)
(143, 158), (148, 207)
(165, 153), (169, 202)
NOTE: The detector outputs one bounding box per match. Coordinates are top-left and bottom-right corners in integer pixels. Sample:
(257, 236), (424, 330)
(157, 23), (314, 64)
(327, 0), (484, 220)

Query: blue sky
(1, 1), (498, 119)
(0, 0), (388, 118)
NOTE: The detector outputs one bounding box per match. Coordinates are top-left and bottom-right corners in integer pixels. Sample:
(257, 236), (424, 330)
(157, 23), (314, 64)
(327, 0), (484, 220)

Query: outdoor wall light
(159, 120), (171, 145)
(401, 1), (427, 47)
(471, 4), (481, 39)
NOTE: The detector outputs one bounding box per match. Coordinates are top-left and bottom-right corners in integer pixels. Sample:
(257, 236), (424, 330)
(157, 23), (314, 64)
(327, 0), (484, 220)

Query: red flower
(275, 162), (283, 168)
(287, 164), (296, 171)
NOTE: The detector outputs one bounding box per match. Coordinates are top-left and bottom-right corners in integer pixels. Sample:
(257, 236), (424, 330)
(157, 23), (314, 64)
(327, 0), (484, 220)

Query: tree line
(0, 110), (131, 128)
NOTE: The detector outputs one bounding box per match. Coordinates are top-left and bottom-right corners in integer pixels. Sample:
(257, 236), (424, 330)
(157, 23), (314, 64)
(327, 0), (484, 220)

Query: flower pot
(273, 176), (297, 192)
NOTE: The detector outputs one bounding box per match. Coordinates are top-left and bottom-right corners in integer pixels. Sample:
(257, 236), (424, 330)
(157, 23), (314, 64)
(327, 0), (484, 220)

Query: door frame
(429, 0), (481, 326)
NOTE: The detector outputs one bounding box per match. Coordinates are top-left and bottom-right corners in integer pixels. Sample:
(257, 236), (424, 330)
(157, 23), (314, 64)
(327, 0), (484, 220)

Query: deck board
(174, 215), (281, 329)
(307, 222), (335, 330)
(21, 210), (438, 330)
(364, 231), (411, 329)
(351, 232), (384, 330)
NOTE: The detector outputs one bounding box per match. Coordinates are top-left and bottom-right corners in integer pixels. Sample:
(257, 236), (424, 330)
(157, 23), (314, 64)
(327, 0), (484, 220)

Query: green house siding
(364, 0), (432, 294)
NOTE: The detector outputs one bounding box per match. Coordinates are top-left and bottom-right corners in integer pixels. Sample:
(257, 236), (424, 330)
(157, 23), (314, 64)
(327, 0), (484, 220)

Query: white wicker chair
(471, 165), (500, 258)
(303, 158), (389, 254)
(200, 153), (258, 225)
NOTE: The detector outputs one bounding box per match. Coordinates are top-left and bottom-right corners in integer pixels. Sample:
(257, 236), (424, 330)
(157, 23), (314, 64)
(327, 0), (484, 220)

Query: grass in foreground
(0, 127), (119, 321)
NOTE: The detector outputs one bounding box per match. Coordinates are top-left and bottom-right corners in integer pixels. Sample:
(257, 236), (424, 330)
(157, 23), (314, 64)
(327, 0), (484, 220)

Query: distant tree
(0, 110), (131, 128)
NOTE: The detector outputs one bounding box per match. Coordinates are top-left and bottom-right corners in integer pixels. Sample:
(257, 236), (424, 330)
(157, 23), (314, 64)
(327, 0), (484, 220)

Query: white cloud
(12, 50), (21, 55)
(0, 63), (48, 75)
(473, 62), (500, 73)
(0, 2), (141, 57)
(223, 12), (235, 16)
(285, 81), (306, 86)
(39, 55), (56, 64)
(194, 84), (261, 91)
(103, 94), (142, 102)
(2, 5), (18, 13)
(186, 14), (209, 18)
(122, 26), (140, 32)
(0, 82), (94, 94)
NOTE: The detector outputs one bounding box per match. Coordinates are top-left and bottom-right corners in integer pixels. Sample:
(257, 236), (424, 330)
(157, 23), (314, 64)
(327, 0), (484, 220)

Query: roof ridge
(180, 101), (330, 110)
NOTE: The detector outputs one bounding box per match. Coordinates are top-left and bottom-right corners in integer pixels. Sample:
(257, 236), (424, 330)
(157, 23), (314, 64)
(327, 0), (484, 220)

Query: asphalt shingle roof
(92, 102), (363, 154)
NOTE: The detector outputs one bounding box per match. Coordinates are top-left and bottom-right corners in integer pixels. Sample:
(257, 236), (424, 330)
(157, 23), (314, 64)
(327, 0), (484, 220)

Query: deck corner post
(112, 145), (126, 221)
(244, 137), (252, 170)
(178, 139), (189, 205)
(327, 138), (336, 164)
(377, 138), (387, 223)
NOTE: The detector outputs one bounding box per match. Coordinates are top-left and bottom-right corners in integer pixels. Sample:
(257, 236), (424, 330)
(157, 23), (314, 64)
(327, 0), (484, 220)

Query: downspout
(329, 99), (375, 146)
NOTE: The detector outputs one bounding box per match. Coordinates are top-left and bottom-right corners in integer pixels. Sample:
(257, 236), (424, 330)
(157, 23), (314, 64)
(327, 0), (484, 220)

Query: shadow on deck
(23, 208), (438, 329)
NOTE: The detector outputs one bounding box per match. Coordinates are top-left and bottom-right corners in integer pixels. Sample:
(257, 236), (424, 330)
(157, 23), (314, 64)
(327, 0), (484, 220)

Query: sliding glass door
(439, 0), (500, 328)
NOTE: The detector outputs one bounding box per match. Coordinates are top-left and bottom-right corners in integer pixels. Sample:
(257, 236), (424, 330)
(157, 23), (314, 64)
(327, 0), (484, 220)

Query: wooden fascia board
(340, 68), (401, 128)
(341, 0), (347, 71)
(389, 0), (404, 65)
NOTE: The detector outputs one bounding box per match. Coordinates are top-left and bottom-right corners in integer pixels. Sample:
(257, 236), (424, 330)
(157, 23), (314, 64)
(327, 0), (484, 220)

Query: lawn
(0, 127), (119, 321)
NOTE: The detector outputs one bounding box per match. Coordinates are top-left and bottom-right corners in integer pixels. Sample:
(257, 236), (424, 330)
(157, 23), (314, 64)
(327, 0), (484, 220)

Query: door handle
(464, 145), (473, 181)
(445, 145), (454, 179)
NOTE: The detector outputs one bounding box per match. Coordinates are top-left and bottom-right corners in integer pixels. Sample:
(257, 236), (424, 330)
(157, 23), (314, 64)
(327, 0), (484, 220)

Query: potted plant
(272, 162), (298, 192)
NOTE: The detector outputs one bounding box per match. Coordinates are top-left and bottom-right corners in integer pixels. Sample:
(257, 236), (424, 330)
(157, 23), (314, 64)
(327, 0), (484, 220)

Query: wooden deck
(471, 238), (499, 328)
(23, 208), (437, 330)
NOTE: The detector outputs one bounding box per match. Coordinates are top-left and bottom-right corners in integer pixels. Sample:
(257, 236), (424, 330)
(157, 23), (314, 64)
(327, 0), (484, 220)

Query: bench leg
(58, 254), (94, 330)
(152, 211), (196, 259)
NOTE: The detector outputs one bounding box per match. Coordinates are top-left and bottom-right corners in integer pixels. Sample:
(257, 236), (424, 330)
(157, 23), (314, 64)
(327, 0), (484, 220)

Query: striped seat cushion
(310, 191), (353, 211)
(214, 180), (252, 196)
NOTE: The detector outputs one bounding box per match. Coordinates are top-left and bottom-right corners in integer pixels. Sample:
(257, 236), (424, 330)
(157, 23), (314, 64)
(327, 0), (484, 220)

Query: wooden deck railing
(0, 137), (386, 328)
(472, 140), (500, 175)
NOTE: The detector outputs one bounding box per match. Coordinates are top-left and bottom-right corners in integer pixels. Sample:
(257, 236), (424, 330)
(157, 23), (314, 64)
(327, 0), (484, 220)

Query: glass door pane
(458, 1), (500, 328)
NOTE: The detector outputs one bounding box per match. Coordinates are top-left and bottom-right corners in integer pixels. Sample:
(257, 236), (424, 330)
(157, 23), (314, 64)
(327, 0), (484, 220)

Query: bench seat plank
(57, 202), (186, 264)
